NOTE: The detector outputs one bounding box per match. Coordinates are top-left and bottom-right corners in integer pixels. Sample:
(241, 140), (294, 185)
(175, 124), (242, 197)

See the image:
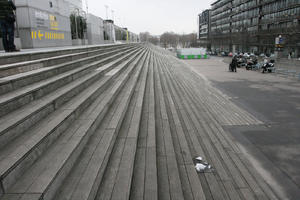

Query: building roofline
(211, 0), (221, 6)
(198, 9), (210, 16)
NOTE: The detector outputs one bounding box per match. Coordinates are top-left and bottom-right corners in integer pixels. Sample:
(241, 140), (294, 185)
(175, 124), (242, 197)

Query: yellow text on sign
(31, 30), (65, 40)
(49, 15), (59, 30)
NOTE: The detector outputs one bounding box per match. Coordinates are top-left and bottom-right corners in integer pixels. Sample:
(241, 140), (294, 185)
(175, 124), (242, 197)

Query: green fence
(178, 54), (208, 59)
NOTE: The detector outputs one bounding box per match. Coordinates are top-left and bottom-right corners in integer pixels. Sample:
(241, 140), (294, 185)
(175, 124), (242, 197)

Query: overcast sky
(85, 0), (214, 35)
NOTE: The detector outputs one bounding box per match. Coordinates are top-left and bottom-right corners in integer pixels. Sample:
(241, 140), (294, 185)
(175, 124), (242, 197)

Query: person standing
(0, 0), (19, 52)
(231, 55), (237, 72)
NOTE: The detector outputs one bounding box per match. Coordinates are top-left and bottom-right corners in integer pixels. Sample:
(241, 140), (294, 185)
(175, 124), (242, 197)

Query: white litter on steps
(194, 156), (213, 173)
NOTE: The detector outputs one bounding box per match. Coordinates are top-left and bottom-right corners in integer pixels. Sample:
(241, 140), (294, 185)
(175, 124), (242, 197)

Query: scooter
(262, 60), (275, 73)
(246, 57), (258, 70)
(237, 57), (247, 68)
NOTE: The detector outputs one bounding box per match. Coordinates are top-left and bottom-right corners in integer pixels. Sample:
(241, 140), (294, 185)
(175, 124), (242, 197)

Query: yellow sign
(38, 30), (44, 40)
(49, 15), (59, 30)
(31, 30), (65, 40)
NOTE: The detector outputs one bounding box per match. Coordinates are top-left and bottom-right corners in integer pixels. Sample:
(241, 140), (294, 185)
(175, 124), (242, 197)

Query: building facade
(0, 0), (138, 50)
(65, 0), (83, 11)
(207, 0), (300, 57)
(198, 9), (210, 48)
(14, 0), (84, 48)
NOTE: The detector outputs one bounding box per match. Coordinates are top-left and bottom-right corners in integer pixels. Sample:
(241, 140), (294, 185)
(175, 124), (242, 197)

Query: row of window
(232, 18), (259, 27)
(261, 21), (298, 29)
(232, 0), (252, 6)
(262, 0), (300, 14)
(211, 0), (231, 10)
(211, 2), (232, 16)
(211, 20), (299, 34)
(211, 9), (231, 22)
(233, 0), (257, 12)
(232, 25), (258, 33)
(214, 17), (230, 26)
(232, 8), (259, 21)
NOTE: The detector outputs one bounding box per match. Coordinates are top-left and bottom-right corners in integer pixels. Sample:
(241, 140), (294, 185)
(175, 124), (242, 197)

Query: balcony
(257, 26), (300, 35)
(261, 3), (300, 15)
(259, 15), (299, 25)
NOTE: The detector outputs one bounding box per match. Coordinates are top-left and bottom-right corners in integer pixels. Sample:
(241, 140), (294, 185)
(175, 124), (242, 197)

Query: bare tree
(140, 31), (199, 48)
(160, 32), (178, 48)
(148, 36), (160, 45)
(139, 32), (151, 42)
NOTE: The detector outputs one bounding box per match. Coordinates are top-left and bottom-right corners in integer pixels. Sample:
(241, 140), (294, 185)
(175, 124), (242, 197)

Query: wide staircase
(0, 43), (280, 200)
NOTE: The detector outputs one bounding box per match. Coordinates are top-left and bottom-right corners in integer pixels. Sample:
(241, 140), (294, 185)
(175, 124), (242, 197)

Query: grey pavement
(185, 57), (300, 200)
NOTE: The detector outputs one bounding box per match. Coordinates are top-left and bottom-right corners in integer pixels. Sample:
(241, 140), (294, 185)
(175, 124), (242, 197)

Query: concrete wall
(14, 0), (78, 48)
(87, 14), (104, 45)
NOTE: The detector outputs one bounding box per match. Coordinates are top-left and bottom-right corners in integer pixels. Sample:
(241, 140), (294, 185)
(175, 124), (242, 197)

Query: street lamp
(73, 8), (80, 39)
(105, 5), (109, 20)
(111, 10), (114, 22)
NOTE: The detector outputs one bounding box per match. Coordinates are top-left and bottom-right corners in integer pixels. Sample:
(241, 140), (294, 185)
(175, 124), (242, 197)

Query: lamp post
(105, 5), (109, 20)
(85, 0), (89, 15)
(73, 8), (81, 39)
(111, 10), (114, 22)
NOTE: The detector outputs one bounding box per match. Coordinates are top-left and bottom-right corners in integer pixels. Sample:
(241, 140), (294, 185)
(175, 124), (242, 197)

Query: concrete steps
(0, 47), (141, 151)
(96, 50), (150, 200)
(0, 45), (135, 95)
(129, 53), (158, 200)
(0, 46), (139, 117)
(1, 48), (148, 200)
(53, 50), (149, 200)
(0, 44), (145, 199)
(0, 44), (280, 200)
(0, 44), (129, 66)
(0, 45), (129, 78)
(152, 49), (279, 200)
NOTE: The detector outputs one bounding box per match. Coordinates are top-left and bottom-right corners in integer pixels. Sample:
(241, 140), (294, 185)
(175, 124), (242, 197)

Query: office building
(198, 9), (211, 48)
(205, 0), (300, 57)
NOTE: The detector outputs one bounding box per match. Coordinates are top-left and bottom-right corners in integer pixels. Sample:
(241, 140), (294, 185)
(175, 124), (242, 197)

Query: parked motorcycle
(246, 56), (258, 70)
(262, 59), (275, 73)
(237, 56), (247, 68)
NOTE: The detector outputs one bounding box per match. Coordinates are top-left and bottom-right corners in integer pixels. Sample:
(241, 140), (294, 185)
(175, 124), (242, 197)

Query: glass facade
(198, 9), (210, 47)
(206, 0), (300, 56)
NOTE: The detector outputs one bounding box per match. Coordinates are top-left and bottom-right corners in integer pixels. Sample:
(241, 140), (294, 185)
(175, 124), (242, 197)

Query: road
(185, 57), (300, 200)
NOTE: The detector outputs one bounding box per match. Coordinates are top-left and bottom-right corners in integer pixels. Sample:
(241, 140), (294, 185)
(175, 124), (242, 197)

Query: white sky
(85, 0), (214, 35)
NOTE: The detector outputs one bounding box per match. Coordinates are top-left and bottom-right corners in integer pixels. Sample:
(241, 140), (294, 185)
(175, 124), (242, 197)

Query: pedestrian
(0, 0), (19, 52)
(231, 55), (237, 72)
